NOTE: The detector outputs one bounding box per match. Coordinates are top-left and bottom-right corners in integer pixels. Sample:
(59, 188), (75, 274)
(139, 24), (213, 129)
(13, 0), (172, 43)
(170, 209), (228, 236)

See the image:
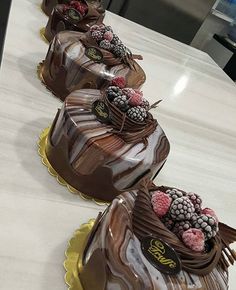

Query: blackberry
(172, 220), (192, 237)
(127, 106), (147, 122)
(111, 34), (121, 46)
(166, 188), (185, 201)
(140, 98), (150, 110)
(99, 39), (112, 50)
(170, 197), (195, 221)
(187, 192), (202, 213)
(112, 44), (126, 58)
(106, 86), (122, 101)
(192, 214), (218, 240)
(113, 95), (130, 112)
(91, 30), (103, 42)
(161, 215), (174, 230)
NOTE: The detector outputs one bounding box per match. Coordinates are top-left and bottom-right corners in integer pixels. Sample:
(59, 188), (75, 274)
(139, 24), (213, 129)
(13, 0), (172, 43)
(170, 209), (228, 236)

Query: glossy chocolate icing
(79, 189), (236, 289)
(42, 0), (104, 17)
(44, 3), (105, 42)
(46, 89), (170, 201)
(41, 30), (146, 101)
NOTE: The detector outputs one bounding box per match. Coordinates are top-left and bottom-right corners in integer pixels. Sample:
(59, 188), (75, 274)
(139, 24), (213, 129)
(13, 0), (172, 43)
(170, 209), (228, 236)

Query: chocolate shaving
(132, 184), (236, 275)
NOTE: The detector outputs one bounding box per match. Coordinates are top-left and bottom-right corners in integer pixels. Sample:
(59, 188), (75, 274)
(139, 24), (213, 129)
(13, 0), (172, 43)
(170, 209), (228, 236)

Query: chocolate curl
(149, 99), (162, 110)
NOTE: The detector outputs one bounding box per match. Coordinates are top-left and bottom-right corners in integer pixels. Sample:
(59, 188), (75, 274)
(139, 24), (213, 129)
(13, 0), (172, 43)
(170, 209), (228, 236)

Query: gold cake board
(39, 27), (49, 44)
(38, 127), (109, 206)
(64, 219), (95, 290)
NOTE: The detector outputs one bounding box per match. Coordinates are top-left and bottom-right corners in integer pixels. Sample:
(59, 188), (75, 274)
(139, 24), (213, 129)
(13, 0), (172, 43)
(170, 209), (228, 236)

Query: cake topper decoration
(66, 8), (82, 22)
(85, 47), (103, 62)
(141, 236), (182, 275)
(92, 100), (110, 123)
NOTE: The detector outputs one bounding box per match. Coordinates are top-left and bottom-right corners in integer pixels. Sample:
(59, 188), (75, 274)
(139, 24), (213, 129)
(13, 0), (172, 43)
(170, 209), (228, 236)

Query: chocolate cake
(40, 24), (146, 101)
(45, 86), (170, 201)
(79, 184), (236, 289)
(42, 0), (104, 17)
(44, 1), (105, 42)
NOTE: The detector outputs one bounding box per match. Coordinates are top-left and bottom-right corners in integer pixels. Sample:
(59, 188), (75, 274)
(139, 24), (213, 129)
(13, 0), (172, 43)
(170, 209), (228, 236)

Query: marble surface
(0, 0), (235, 289)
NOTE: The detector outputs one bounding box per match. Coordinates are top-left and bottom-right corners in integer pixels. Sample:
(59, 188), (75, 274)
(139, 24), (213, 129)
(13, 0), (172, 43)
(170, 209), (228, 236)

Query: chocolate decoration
(141, 236), (181, 275)
(66, 8), (82, 22)
(85, 47), (103, 62)
(92, 100), (110, 123)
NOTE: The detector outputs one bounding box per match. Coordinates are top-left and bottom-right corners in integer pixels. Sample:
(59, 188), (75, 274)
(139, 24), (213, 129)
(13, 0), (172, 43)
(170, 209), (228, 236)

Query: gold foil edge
(64, 219), (95, 290)
(38, 127), (109, 206)
(40, 27), (49, 44)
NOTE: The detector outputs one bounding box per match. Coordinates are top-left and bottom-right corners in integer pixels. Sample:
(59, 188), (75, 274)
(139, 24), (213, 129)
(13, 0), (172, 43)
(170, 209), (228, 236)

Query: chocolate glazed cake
(40, 25), (146, 101)
(45, 88), (170, 201)
(44, 1), (105, 42)
(42, 0), (104, 17)
(79, 185), (236, 290)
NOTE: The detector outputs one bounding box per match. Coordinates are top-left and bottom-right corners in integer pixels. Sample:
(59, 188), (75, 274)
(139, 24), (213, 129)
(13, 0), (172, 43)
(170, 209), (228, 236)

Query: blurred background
(0, 0), (235, 80)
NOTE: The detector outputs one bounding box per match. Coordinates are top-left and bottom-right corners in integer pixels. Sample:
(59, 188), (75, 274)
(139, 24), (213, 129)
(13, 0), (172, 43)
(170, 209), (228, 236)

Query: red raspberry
(202, 208), (219, 223)
(128, 93), (143, 107)
(151, 191), (172, 218)
(104, 31), (113, 42)
(111, 77), (126, 89)
(182, 228), (205, 252)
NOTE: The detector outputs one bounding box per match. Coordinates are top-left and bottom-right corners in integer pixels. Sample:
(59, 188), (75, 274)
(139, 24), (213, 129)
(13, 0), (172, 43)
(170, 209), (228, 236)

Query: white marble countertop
(0, 0), (235, 289)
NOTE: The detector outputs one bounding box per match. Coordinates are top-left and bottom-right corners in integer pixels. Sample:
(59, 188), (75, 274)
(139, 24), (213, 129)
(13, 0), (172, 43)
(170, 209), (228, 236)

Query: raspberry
(104, 31), (113, 42)
(182, 228), (205, 252)
(90, 25), (100, 32)
(122, 88), (136, 98)
(202, 208), (219, 223)
(151, 191), (172, 218)
(169, 197), (195, 221)
(127, 106), (147, 122)
(128, 93), (143, 107)
(187, 192), (202, 213)
(111, 77), (126, 89)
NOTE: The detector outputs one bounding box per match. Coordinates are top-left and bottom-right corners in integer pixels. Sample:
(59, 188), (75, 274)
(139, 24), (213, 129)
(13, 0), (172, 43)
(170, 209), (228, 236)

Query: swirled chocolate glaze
(46, 89), (169, 201)
(79, 190), (235, 290)
(41, 31), (146, 101)
(42, 0), (104, 17)
(44, 3), (105, 42)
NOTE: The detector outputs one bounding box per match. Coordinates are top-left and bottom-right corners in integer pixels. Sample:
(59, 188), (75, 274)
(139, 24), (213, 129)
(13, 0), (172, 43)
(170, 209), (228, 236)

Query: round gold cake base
(38, 127), (109, 206)
(40, 27), (49, 44)
(64, 219), (95, 290)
